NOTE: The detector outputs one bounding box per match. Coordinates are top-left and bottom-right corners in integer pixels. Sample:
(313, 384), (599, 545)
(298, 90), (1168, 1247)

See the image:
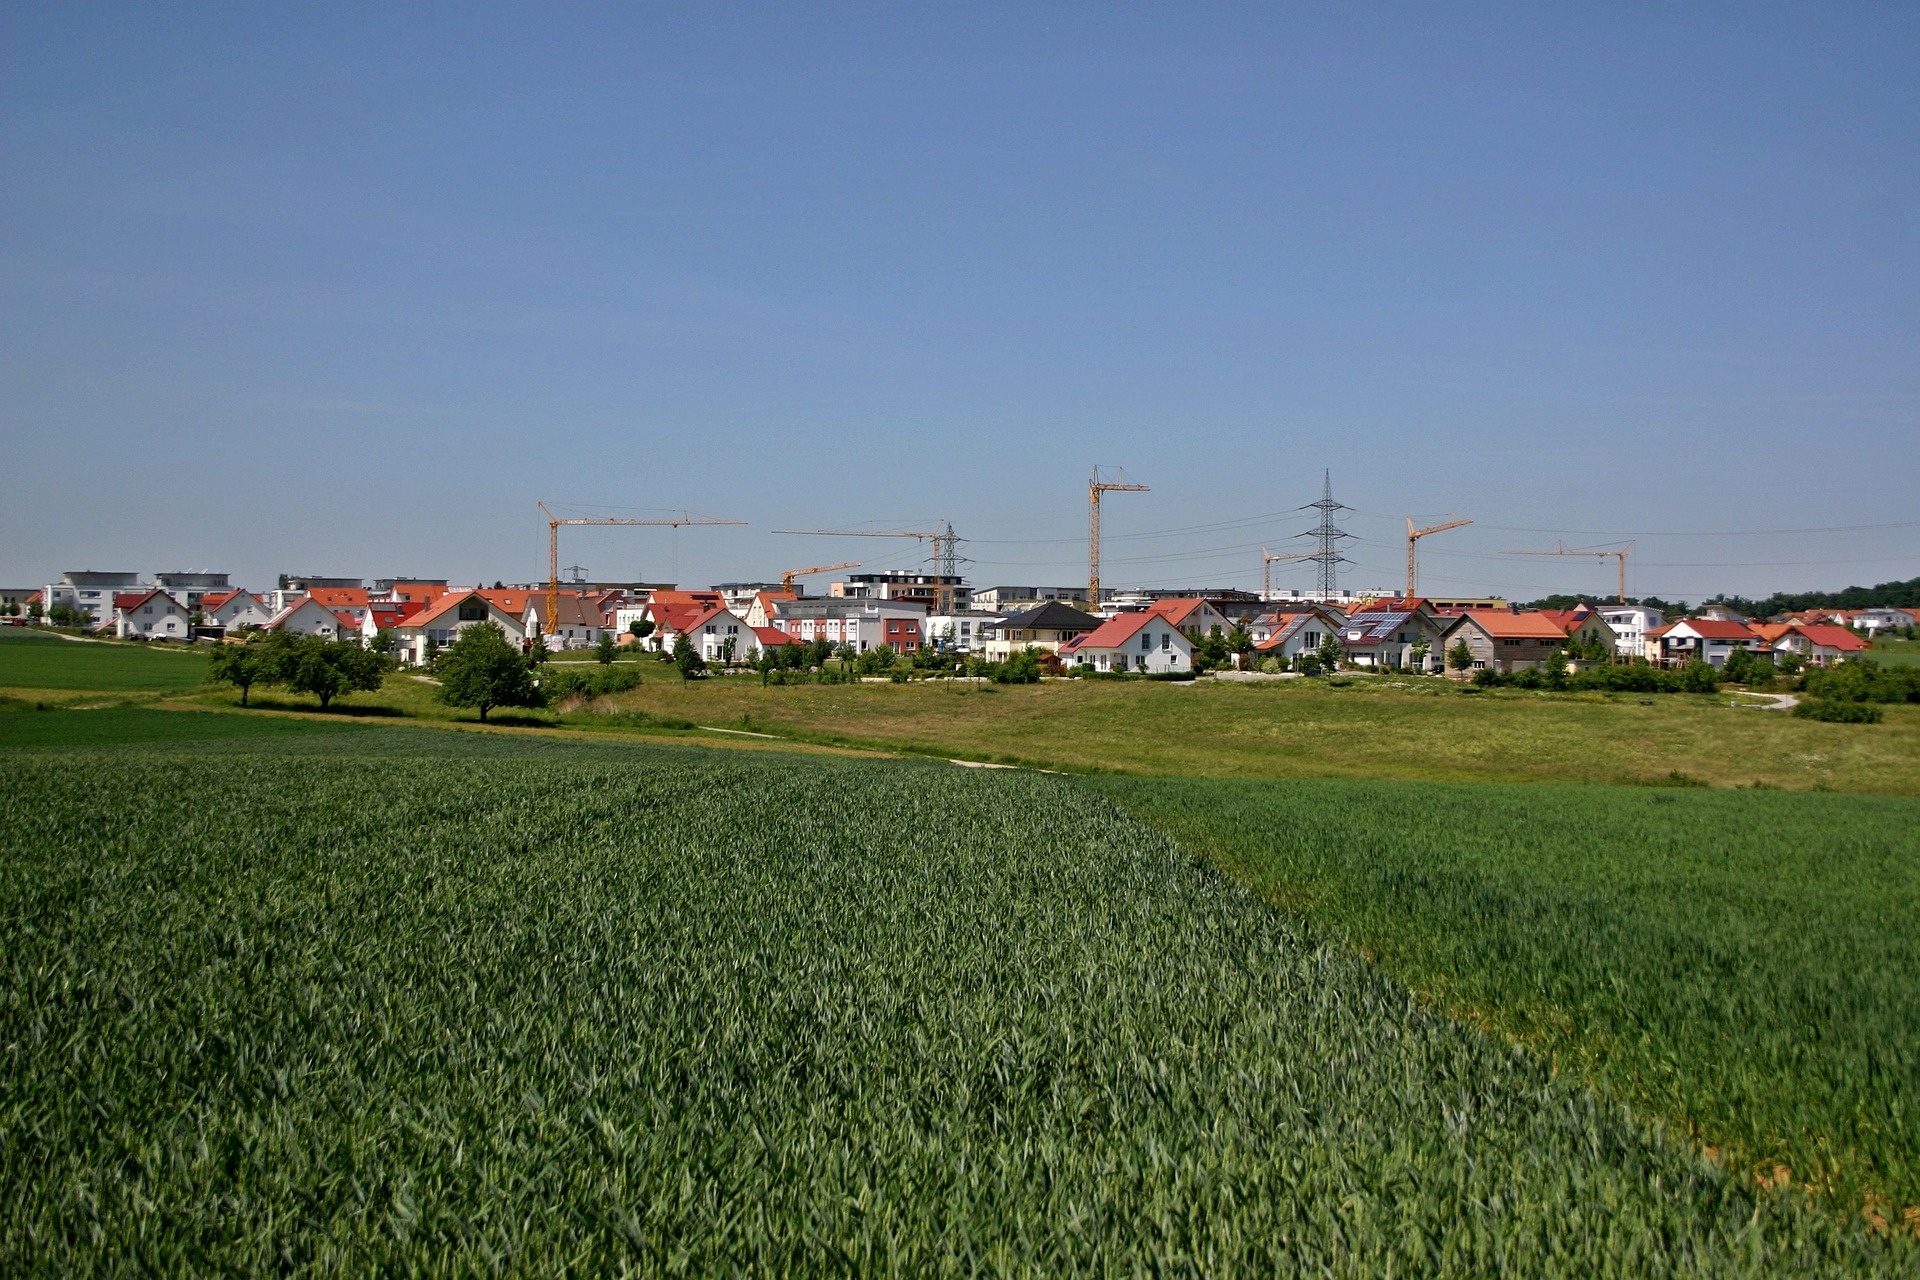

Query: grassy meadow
(2, 723), (1907, 1273)
(1092, 774), (1920, 1224)
(0, 628), (207, 695)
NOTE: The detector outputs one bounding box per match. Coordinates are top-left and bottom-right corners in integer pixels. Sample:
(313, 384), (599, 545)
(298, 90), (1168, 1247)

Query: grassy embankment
(2, 722), (1907, 1273)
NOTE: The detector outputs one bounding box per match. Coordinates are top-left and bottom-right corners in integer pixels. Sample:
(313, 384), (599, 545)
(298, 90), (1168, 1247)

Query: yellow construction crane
(539, 503), (745, 637)
(1261, 545), (1314, 600)
(1089, 466), (1149, 607)
(1405, 516), (1472, 600)
(771, 525), (962, 612)
(781, 561), (859, 596)
(1499, 539), (1635, 603)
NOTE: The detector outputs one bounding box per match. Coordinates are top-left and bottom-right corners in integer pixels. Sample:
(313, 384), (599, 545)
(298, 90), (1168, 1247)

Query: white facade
(114, 591), (190, 640)
(1846, 608), (1915, 634)
(1598, 604), (1665, 660)
(42, 571), (142, 629)
(691, 610), (757, 663)
(266, 598), (352, 640)
(393, 595), (527, 667)
(1064, 615), (1194, 674)
(925, 612), (1002, 653)
(207, 592), (275, 632)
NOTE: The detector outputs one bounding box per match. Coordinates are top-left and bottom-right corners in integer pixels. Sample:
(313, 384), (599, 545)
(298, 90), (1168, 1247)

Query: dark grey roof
(999, 600), (1102, 632)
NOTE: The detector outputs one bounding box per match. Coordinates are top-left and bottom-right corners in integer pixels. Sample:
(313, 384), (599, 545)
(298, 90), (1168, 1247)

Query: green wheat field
(3, 716), (1914, 1273)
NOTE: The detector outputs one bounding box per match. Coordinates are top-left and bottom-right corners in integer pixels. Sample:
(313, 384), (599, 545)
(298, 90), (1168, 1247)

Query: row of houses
(15, 569), (1903, 675)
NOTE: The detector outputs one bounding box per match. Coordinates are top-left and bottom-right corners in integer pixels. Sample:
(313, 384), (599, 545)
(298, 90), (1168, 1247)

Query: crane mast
(539, 503), (745, 637)
(1499, 540), (1636, 603)
(1089, 466), (1149, 608)
(1405, 517), (1472, 600)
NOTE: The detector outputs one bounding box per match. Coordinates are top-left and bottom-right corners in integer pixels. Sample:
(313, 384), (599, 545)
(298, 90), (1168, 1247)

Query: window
(1141, 633), (1152, 652)
(1161, 633), (1170, 650)
(143, 606), (153, 615)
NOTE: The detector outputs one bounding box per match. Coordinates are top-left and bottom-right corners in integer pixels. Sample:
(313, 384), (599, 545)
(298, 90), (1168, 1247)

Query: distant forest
(1524, 576), (1919, 618)
(1705, 575), (1920, 617)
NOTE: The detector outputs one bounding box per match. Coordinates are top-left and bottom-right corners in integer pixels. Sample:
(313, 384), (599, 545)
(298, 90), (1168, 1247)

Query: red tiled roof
(114, 592), (155, 610)
(1147, 599), (1207, 626)
(306, 588), (370, 609)
(382, 582), (452, 604)
(1459, 609), (1569, 641)
(478, 589), (535, 616)
(1674, 618), (1757, 640)
(1065, 611), (1165, 652)
(1795, 624), (1866, 651)
(401, 591), (518, 630)
(754, 626), (798, 647)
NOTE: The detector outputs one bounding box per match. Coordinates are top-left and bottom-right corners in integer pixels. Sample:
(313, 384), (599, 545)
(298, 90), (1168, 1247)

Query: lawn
(1, 727), (1902, 1273)
(1090, 774), (1920, 1226)
(1866, 636), (1920, 668)
(0, 629), (208, 694)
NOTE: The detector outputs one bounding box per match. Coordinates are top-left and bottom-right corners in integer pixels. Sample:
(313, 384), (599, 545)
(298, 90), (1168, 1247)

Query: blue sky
(3, 4), (1915, 603)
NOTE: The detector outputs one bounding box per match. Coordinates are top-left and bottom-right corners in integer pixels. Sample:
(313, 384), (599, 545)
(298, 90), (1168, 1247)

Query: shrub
(1793, 700), (1883, 724)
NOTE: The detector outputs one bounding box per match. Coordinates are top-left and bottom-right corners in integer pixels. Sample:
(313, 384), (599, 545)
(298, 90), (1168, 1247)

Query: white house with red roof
(1058, 610), (1193, 674)
(685, 606), (759, 663)
(263, 597), (355, 640)
(358, 600), (424, 647)
(390, 590), (526, 666)
(112, 589), (191, 640)
(1647, 618), (1765, 668)
(1146, 598), (1233, 639)
(1750, 622), (1868, 667)
(202, 589), (274, 632)
(301, 587), (372, 627)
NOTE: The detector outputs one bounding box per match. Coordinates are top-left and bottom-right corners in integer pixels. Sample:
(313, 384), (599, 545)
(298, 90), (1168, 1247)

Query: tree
(1227, 625), (1254, 671)
(1316, 633), (1345, 673)
(595, 632), (617, 665)
(1447, 639), (1474, 673)
(206, 641), (269, 706)
(1724, 646), (1754, 686)
(436, 622), (545, 722)
(855, 642), (897, 677)
(423, 634), (440, 668)
(1544, 648), (1569, 690)
(285, 638), (389, 710)
(27, 600), (42, 622)
(527, 632), (550, 667)
(996, 646), (1042, 684)
(629, 619), (655, 641)
(721, 635), (737, 667)
(370, 628), (396, 654)
(1409, 636), (1431, 671)
(673, 632), (707, 679)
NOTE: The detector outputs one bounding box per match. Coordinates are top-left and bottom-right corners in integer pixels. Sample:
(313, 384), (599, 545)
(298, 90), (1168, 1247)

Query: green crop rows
(1, 730), (1908, 1273)
(1092, 774), (1920, 1224)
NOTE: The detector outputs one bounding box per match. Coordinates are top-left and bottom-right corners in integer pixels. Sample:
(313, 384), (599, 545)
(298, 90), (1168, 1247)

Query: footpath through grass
(2, 726), (1905, 1272)
(1089, 773), (1920, 1230)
